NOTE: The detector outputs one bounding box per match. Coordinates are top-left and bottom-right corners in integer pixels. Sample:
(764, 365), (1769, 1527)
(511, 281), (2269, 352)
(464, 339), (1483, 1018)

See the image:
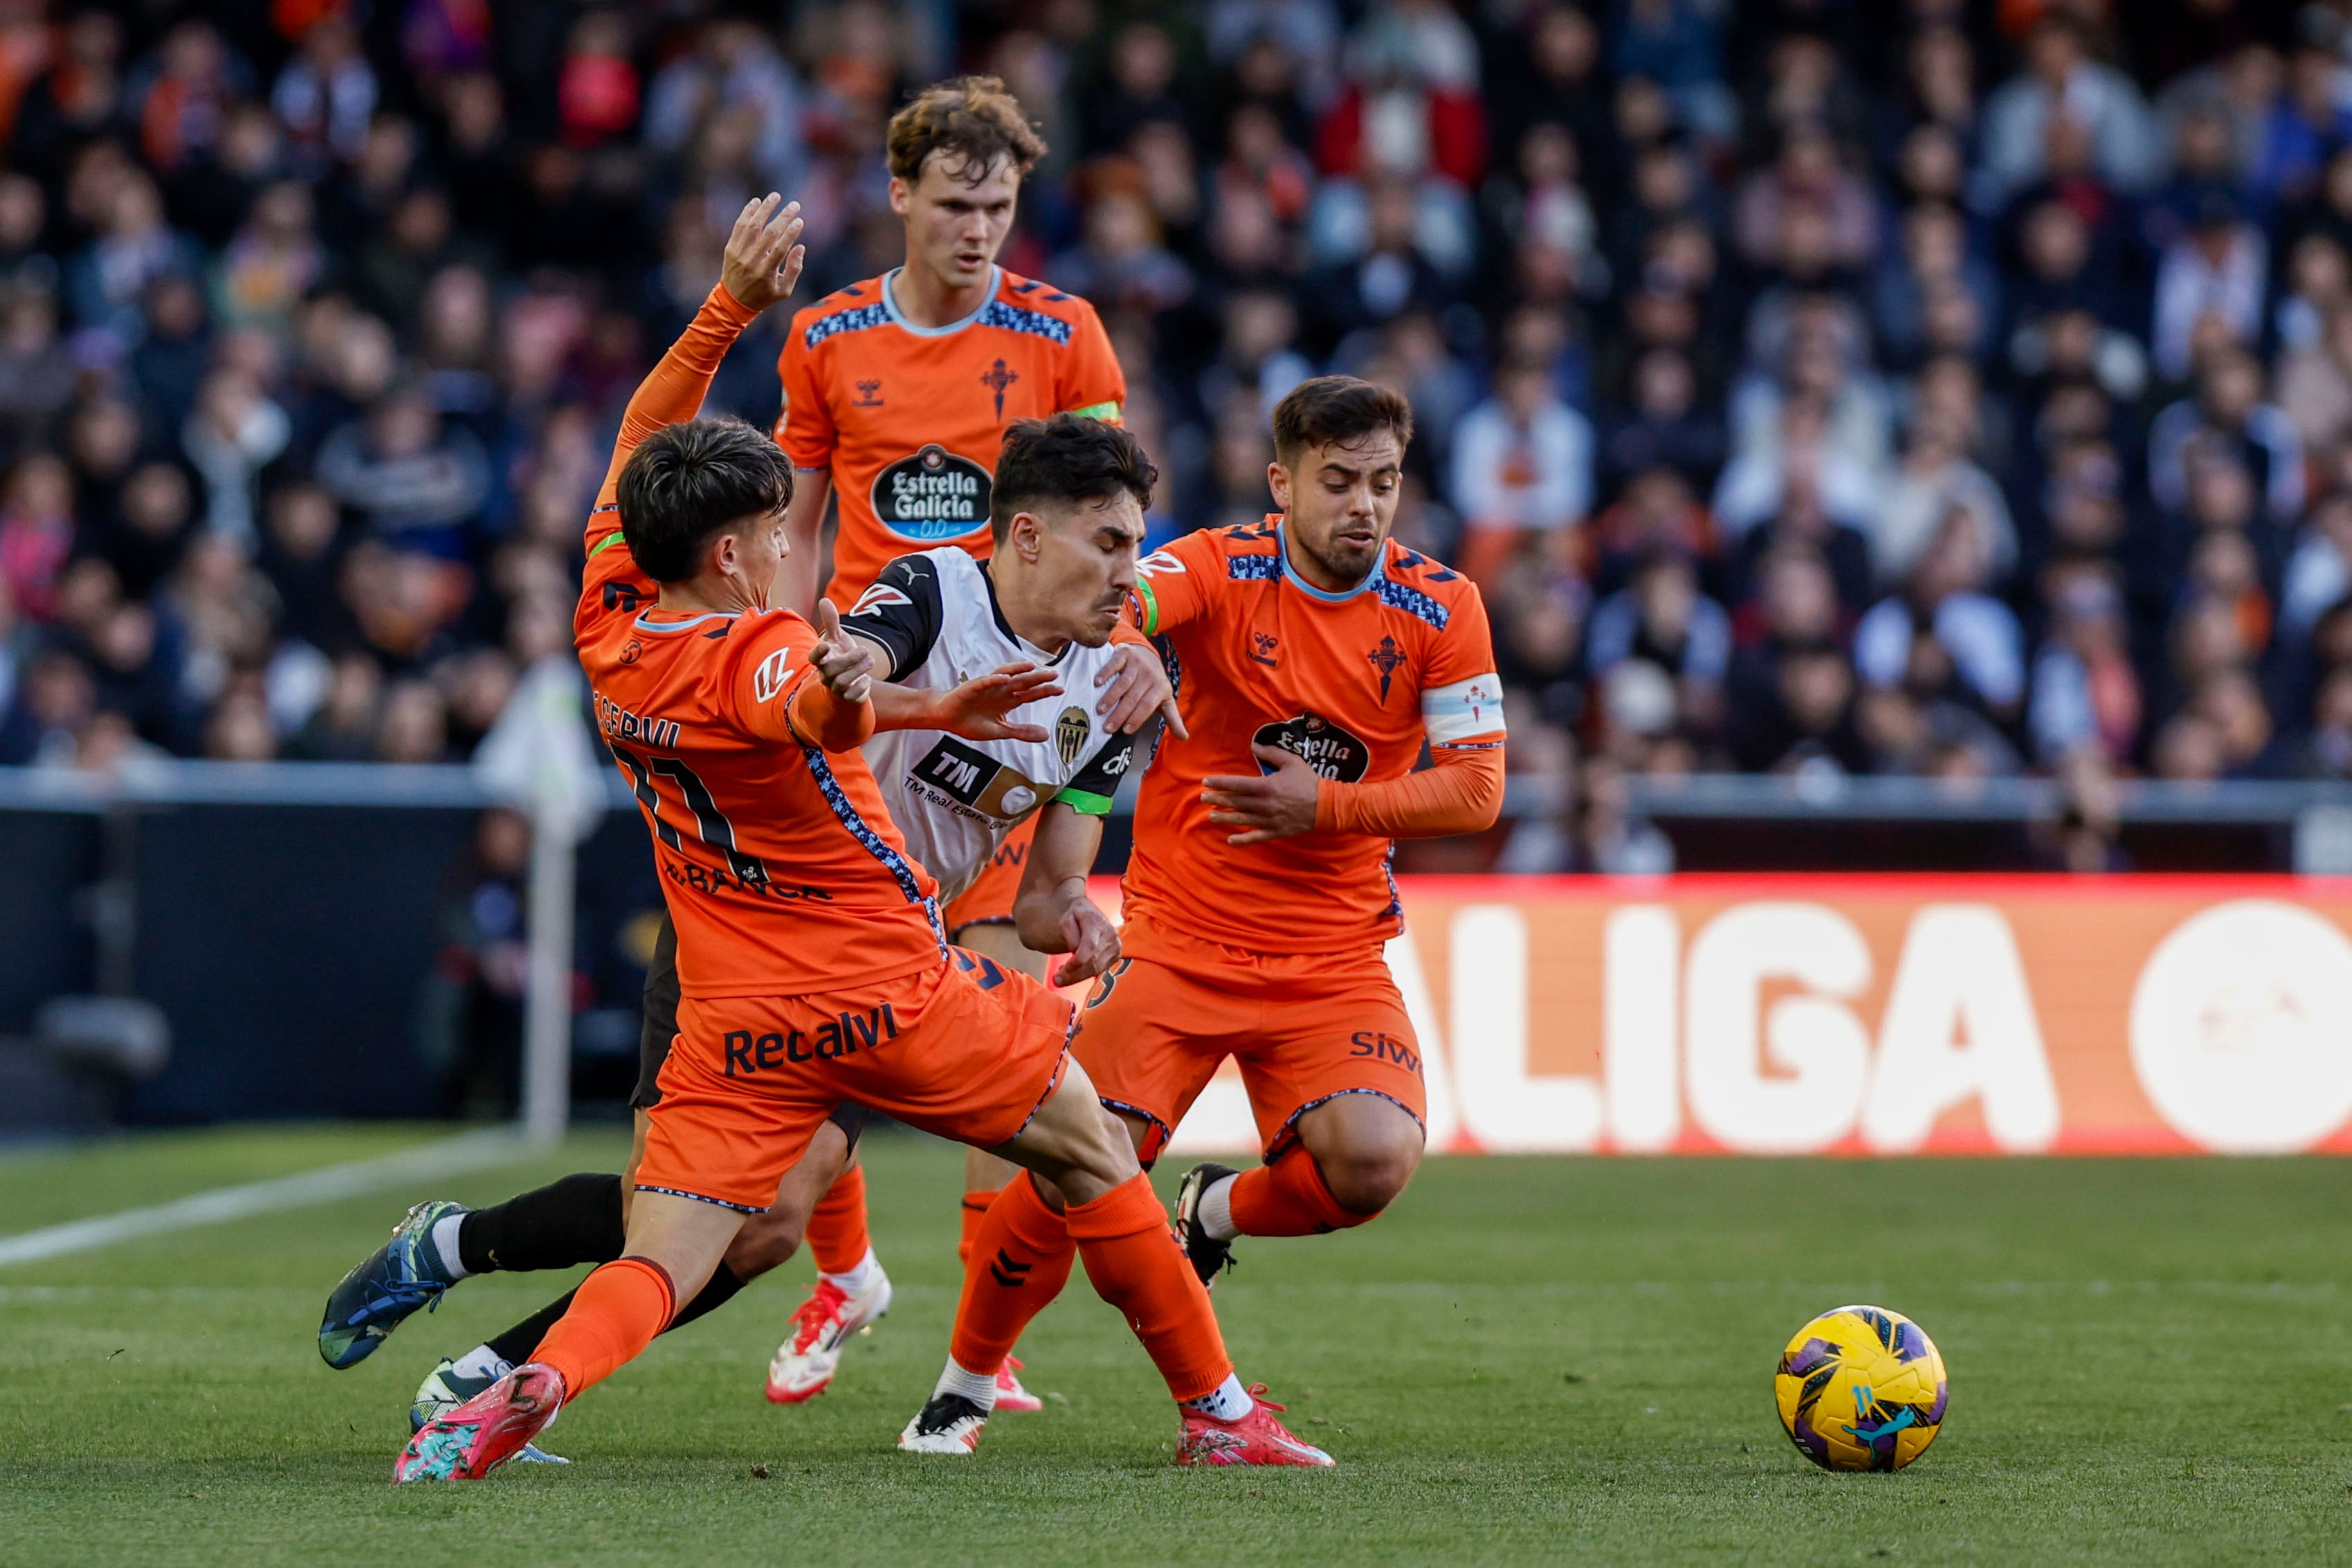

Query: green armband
(1053, 787), (1116, 815)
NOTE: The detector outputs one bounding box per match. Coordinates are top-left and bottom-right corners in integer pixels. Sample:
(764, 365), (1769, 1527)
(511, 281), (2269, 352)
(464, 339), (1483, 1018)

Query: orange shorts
(942, 815), (1039, 932)
(637, 948), (1073, 1212)
(1071, 914), (1424, 1166)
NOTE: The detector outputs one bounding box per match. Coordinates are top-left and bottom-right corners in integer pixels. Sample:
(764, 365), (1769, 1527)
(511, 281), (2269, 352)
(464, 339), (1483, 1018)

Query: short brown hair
(886, 76), (1046, 186)
(1270, 375), (1415, 464)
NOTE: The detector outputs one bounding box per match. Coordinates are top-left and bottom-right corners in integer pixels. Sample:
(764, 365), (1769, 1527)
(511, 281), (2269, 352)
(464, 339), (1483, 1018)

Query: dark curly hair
(990, 414), (1157, 543)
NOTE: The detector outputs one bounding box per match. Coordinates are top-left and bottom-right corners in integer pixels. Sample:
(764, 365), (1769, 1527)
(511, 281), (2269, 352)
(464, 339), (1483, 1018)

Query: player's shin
(529, 1256), (677, 1400)
(456, 1173), (627, 1274)
(805, 1163), (873, 1280)
(1067, 1174), (1234, 1405)
(947, 1171), (1076, 1378)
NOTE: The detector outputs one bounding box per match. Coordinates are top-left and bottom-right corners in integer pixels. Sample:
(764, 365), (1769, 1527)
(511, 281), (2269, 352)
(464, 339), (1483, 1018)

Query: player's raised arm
(591, 196), (806, 520)
(1011, 801), (1120, 986)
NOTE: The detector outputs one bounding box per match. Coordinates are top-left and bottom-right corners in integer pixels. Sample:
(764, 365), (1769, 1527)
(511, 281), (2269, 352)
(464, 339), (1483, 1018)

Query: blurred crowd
(7, 1), (2352, 872)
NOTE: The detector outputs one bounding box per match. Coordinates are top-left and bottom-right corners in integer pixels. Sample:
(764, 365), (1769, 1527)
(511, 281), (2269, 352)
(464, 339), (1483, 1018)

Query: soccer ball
(1774, 1304), (1948, 1473)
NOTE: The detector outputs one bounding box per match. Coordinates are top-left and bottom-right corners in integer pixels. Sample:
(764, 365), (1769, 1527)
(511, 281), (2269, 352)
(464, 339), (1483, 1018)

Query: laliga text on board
(1055, 874), (2352, 1158)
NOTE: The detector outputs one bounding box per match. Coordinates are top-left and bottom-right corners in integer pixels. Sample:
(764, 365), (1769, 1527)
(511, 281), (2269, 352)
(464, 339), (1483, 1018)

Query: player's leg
(394, 1187), (747, 1484)
(760, 1107), (898, 1403)
(928, 951), (1216, 1400)
(944, 913), (1049, 1410)
(893, 954), (1326, 1464)
(396, 992), (828, 1482)
(405, 1111), (858, 1433)
(322, 982), (673, 1373)
(1172, 959), (1428, 1282)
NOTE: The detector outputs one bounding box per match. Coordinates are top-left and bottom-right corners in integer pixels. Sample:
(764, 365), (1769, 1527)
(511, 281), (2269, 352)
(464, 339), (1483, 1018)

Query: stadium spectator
(1, 1), (2350, 872)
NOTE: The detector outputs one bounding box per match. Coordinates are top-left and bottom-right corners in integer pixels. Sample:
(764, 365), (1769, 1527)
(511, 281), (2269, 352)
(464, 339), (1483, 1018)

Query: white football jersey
(845, 547), (1137, 902)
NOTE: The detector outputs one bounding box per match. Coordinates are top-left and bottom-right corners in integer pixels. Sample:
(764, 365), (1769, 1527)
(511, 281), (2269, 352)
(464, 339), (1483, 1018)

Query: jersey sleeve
(1128, 527), (1224, 636)
(720, 612), (826, 745)
(839, 554), (944, 680)
(1058, 300), (1127, 422)
(1419, 583), (1508, 750)
(594, 283), (760, 526)
(774, 311), (837, 471)
(1055, 729), (1137, 814)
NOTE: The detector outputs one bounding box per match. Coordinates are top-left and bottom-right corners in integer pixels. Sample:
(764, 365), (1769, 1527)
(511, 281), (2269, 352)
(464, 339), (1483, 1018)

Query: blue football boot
(318, 1200), (468, 1369)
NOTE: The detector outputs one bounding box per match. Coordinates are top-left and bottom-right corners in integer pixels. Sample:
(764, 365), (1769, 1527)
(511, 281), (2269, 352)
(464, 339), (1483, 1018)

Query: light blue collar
(880, 266), (1001, 336)
(634, 610), (740, 632)
(1277, 522), (1383, 603)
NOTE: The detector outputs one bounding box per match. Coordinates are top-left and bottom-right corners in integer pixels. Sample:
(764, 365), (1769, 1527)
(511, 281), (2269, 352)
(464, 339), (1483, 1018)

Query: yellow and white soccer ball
(1774, 1305), (1947, 1472)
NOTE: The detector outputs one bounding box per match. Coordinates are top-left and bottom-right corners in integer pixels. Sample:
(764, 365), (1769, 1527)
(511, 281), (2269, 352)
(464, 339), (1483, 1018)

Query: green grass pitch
(2, 1127), (2350, 1565)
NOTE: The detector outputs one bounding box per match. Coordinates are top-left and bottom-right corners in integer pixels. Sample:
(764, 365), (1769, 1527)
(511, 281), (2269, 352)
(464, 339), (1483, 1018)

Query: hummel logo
(853, 379), (884, 407)
(1251, 632), (1280, 667)
(988, 1248), (1034, 1288)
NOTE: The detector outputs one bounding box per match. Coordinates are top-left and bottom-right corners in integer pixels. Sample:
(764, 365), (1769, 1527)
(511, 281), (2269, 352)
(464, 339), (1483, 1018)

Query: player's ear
(1012, 509), (1046, 562)
(887, 176), (911, 218)
(707, 527), (742, 580)
(1266, 459), (1291, 511)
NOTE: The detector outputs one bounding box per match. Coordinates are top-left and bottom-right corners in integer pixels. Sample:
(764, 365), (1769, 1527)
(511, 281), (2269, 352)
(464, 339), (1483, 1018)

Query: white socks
(933, 1356), (999, 1412)
(429, 1214), (471, 1280)
(1196, 1174), (1240, 1241)
(450, 1344), (509, 1381)
(1181, 1374), (1255, 1422)
(823, 1246), (883, 1295)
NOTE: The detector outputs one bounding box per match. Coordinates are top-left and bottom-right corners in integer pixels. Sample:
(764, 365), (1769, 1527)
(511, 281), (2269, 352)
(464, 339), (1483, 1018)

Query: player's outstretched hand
(935, 662), (1059, 743)
(1096, 642), (1187, 739)
(720, 193), (806, 313)
(1201, 742), (1320, 846)
(810, 599), (873, 704)
(1050, 900), (1121, 986)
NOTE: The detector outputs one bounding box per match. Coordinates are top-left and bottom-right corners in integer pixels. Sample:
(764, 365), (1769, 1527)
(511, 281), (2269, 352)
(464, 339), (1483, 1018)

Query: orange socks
(1068, 1173), (1231, 1403)
(948, 1172), (1077, 1378)
(958, 1187), (1003, 1265)
(808, 1163), (870, 1276)
(530, 1256), (675, 1398)
(1225, 1151), (1369, 1237)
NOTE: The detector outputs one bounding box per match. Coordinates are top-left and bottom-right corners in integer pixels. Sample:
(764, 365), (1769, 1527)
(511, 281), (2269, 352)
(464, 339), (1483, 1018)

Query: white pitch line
(0, 1127), (536, 1268)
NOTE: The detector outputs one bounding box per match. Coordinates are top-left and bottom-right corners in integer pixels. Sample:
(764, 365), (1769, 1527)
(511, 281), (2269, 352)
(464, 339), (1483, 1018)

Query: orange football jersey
(774, 265), (1125, 608)
(574, 285), (947, 999)
(1121, 517), (1506, 956)
(576, 533), (947, 999)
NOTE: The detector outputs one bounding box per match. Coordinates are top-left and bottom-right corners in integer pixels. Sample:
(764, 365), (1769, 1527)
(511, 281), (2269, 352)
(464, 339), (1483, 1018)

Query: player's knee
(724, 1208), (805, 1278)
(1315, 1144), (1417, 1216)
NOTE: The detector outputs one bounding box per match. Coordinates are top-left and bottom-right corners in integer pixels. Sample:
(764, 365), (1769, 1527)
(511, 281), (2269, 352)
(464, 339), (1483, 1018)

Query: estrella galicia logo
(873, 444), (991, 540)
(1055, 704), (1089, 767)
(1252, 712), (1370, 781)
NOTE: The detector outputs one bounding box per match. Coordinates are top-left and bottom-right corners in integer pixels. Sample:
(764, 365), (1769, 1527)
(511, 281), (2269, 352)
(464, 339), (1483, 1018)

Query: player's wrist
(709, 280), (761, 323)
(1312, 778), (1344, 834)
